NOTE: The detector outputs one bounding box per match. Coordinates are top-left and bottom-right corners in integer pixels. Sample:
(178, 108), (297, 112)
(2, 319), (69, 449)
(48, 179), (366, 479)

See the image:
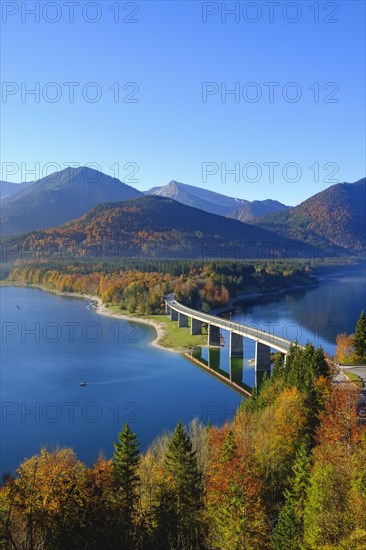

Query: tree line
(7, 259), (316, 314)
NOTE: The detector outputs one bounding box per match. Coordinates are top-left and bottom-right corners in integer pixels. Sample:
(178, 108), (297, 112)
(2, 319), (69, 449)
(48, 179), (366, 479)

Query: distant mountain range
(0, 181), (31, 200)
(0, 167), (142, 236)
(146, 180), (290, 219)
(228, 199), (291, 222)
(10, 195), (316, 259)
(1, 167), (364, 258)
(252, 178), (366, 256)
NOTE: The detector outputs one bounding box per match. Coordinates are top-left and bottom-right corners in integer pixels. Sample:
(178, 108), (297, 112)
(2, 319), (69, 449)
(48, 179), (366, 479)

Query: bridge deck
(165, 298), (296, 354)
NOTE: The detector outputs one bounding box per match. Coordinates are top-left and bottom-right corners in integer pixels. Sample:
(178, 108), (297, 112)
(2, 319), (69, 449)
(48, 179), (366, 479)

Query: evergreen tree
(284, 343), (329, 392)
(112, 423), (140, 547)
(272, 499), (300, 550)
(272, 442), (311, 549)
(354, 310), (366, 362)
(272, 353), (284, 380)
(159, 421), (204, 548)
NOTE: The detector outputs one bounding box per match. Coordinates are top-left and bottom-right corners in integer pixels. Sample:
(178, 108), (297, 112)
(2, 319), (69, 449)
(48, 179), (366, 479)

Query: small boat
(80, 381), (87, 387)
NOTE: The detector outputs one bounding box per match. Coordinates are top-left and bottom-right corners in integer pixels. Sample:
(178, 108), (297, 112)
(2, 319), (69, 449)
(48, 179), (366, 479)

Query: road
(340, 365), (366, 386)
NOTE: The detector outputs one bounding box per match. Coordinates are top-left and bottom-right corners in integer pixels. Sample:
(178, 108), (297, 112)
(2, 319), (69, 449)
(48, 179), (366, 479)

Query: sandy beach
(89, 295), (181, 354)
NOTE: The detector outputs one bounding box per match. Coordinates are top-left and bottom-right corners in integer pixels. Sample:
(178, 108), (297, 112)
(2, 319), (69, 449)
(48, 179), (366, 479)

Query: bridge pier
(178, 313), (189, 327)
(208, 324), (221, 346)
(229, 332), (243, 358)
(255, 342), (271, 387)
(165, 303), (171, 315)
(255, 342), (271, 371)
(170, 308), (178, 321)
(191, 317), (202, 335)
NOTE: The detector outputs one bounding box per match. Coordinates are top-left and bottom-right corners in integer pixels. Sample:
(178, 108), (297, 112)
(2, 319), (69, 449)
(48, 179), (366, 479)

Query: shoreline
(1, 282), (183, 354)
(0, 276), (323, 354)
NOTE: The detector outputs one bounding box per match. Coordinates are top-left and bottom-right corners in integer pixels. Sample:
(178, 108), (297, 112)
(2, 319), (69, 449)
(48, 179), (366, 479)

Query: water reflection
(232, 270), (366, 355)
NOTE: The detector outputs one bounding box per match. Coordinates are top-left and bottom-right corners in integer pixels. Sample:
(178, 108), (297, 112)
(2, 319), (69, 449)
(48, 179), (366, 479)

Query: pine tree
(112, 423), (140, 546)
(272, 499), (300, 550)
(272, 353), (284, 380)
(272, 442), (311, 549)
(161, 421), (204, 548)
(354, 310), (366, 362)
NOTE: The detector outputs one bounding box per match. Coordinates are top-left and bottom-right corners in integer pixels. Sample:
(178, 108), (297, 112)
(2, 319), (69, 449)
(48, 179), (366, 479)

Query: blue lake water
(0, 287), (240, 474)
(1, 268), (365, 474)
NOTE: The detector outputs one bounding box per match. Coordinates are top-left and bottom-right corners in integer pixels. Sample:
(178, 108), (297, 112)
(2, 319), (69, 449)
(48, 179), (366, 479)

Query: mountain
(228, 199), (291, 222)
(10, 195), (317, 259)
(0, 167), (143, 236)
(145, 180), (289, 219)
(251, 178), (366, 256)
(0, 181), (31, 200)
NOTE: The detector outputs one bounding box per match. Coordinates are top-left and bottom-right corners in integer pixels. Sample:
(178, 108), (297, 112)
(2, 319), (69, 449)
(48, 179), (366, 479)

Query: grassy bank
(145, 315), (207, 350)
(344, 371), (364, 388)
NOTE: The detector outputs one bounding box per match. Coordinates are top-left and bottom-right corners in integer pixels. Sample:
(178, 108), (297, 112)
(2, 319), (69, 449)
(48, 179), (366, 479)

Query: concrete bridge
(165, 295), (297, 389)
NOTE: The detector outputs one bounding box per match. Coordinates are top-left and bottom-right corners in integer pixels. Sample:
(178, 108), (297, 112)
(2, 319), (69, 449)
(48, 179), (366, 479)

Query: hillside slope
(252, 178), (366, 255)
(11, 195), (316, 259)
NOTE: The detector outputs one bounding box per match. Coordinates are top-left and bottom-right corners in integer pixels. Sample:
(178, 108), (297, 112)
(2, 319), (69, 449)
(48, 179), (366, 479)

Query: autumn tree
(206, 425), (268, 549)
(0, 448), (87, 549)
(335, 332), (356, 364)
(303, 385), (365, 548)
(253, 387), (308, 506)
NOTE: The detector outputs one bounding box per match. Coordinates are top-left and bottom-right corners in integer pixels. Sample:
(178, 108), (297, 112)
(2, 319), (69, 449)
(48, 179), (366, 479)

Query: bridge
(165, 295), (298, 392)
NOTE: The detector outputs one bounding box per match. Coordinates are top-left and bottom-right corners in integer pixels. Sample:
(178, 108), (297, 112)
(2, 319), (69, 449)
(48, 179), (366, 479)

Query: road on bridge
(165, 296), (297, 354)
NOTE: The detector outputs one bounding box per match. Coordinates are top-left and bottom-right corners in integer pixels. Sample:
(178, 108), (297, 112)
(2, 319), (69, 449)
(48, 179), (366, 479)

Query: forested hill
(251, 178), (366, 256)
(9, 195), (317, 259)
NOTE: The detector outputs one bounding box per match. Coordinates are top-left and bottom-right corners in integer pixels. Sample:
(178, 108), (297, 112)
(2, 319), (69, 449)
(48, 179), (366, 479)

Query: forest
(5, 259), (316, 314)
(1, 343), (365, 549)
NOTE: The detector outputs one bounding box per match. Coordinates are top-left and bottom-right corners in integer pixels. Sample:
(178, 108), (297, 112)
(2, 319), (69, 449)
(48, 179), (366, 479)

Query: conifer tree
(272, 353), (284, 380)
(161, 421), (204, 548)
(354, 310), (366, 362)
(112, 423), (140, 546)
(272, 442), (311, 549)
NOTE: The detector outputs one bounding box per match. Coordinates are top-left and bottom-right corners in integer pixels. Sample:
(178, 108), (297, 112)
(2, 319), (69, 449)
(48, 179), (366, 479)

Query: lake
(0, 287), (240, 474)
(1, 268), (365, 474)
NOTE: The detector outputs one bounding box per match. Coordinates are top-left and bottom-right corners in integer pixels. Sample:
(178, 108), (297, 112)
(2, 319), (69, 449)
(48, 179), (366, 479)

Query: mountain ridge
(0, 167), (143, 236)
(145, 180), (290, 219)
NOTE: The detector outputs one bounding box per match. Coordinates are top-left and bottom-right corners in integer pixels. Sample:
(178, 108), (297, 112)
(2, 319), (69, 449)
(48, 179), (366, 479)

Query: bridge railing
(165, 298), (298, 351)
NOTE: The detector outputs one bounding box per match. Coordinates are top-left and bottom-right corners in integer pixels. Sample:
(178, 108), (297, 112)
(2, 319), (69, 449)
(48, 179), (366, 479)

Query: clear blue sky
(1, 0), (365, 204)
